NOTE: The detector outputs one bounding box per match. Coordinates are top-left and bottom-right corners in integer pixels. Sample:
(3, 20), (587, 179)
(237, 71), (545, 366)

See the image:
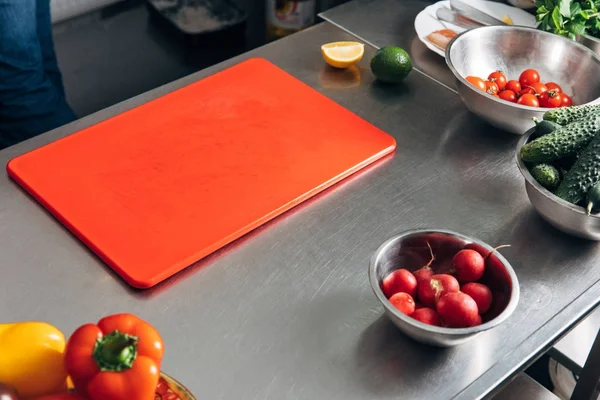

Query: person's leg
(0, 0), (76, 148)
(36, 0), (67, 98)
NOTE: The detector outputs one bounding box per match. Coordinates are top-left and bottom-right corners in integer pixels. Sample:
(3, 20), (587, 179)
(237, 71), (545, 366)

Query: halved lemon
(501, 14), (513, 25)
(321, 41), (365, 69)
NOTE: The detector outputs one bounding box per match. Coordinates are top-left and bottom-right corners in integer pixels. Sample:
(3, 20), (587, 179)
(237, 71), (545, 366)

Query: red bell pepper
(64, 313), (164, 400)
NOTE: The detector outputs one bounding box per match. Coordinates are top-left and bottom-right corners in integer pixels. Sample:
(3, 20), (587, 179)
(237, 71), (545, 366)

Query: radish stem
(485, 244), (511, 260)
(423, 241), (435, 269)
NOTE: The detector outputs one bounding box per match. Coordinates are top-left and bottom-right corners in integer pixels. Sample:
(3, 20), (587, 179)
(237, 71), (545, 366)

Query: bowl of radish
(369, 229), (519, 347)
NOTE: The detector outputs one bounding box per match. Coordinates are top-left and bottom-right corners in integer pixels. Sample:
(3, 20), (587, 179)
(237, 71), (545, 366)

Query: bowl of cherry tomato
(446, 25), (600, 134)
(156, 372), (195, 400)
(369, 229), (520, 347)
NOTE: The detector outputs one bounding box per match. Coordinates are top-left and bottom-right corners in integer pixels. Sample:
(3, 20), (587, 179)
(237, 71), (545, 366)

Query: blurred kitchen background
(51, 0), (349, 118)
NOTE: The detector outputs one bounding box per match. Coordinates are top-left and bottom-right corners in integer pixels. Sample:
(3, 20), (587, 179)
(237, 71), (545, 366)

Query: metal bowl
(369, 229), (520, 347)
(446, 25), (600, 134)
(516, 128), (600, 240)
(577, 33), (600, 58)
(160, 372), (196, 399)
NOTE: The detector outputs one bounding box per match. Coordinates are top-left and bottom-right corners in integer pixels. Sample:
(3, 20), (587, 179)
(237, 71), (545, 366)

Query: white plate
(414, 0), (537, 57)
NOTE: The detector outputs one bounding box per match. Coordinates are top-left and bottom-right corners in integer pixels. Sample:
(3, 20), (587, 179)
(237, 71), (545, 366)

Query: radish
(382, 269), (417, 298)
(412, 307), (441, 326)
(436, 292), (480, 328)
(452, 249), (485, 283)
(461, 282), (493, 314)
(413, 267), (433, 284)
(417, 274), (459, 308)
(389, 292), (416, 316)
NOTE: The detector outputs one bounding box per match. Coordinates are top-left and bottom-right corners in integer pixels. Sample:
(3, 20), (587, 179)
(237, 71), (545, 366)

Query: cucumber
(586, 183), (600, 215)
(556, 153), (580, 171)
(555, 133), (600, 205)
(533, 118), (561, 138)
(520, 113), (600, 163)
(543, 104), (600, 125)
(530, 164), (561, 190)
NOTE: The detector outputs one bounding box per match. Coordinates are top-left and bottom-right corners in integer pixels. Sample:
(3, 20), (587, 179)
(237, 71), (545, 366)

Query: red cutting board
(7, 58), (396, 288)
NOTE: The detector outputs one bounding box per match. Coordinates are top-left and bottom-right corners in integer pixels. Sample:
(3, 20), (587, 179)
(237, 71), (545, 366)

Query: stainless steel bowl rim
(516, 128), (600, 218)
(445, 25), (600, 111)
(369, 228), (521, 335)
(581, 33), (600, 43)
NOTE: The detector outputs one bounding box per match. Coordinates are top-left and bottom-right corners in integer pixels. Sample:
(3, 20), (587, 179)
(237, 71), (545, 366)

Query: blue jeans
(0, 0), (76, 148)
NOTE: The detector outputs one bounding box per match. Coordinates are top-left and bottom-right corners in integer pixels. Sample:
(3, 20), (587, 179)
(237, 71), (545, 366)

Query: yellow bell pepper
(0, 322), (68, 399)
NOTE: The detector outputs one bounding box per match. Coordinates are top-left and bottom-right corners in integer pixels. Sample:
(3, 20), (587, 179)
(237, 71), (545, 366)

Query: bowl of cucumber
(447, 26), (600, 135)
(516, 104), (600, 240)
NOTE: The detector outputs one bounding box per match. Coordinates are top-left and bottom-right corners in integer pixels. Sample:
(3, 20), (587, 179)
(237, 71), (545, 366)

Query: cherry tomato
(465, 76), (486, 91)
(519, 69), (540, 88)
(436, 292), (480, 328)
(461, 282), (493, 314)
(539, 89), (562, 108)
(530, 82), (548, 95)
(411, 307), (441, 326)
(485, 80), (499, 95)
(156, 378), (170, 395)
(452, 249), (485, 283)
(382, 269), (417, 298)
(487, 71), (507, 91)
(389, 292), (416, 316)
(545, 82), (562, 93)
(505, 80), (521, 93)
(517, 93), (540, 107)
(562, 93), (573, 107)
(518, 87), (535, 97)
(498, 90), (516, 103)
(418, 274), (460, 308)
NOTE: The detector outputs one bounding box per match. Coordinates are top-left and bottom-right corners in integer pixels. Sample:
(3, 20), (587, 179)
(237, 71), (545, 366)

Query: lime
(370, 46), (412, 84)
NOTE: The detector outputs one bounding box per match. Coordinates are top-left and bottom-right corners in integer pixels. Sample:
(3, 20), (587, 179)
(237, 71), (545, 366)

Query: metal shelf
(550, 307), (600, 374)
(493, 373), (559, 400)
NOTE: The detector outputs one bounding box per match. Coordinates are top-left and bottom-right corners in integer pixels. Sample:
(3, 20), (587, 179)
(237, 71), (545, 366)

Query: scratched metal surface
(1, 22), (600, 399)
(319, 0), (459, 90)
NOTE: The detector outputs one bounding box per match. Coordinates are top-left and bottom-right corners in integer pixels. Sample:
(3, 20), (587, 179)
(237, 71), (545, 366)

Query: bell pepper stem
(93, 330), (139, 372)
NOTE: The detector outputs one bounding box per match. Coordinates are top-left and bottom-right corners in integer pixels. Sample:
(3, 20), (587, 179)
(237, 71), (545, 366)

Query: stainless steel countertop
(2, 20), (600, 400)
(320, 0), (458, 90)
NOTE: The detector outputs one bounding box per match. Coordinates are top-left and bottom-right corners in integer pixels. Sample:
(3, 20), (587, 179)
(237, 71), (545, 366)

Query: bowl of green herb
(536, 0), (600, 55)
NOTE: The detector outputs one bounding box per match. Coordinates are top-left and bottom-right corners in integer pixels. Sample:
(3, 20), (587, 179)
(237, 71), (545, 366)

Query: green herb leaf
(580, 9), (590, 18)
(545, 0), (554, 9)
(559, 0), (571, 17)
(552, 6), (564, 27)
(543, 12), (552, 28)
(538, 5), (549, 12)
(570, 2), (582, 15)
(566, 20), (587, 34)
